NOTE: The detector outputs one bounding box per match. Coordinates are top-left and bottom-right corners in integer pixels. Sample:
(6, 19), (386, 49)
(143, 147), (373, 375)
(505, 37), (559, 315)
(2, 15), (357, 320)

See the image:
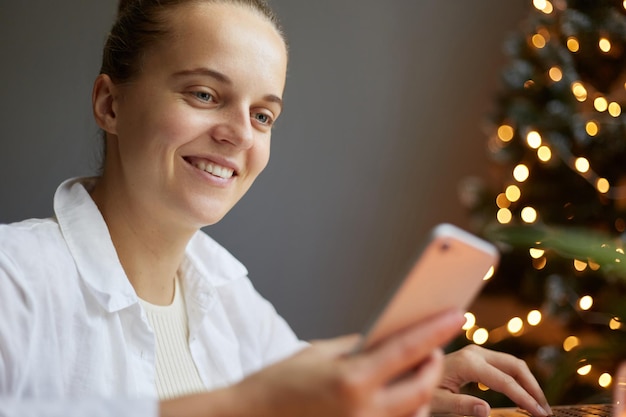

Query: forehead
(146, 2), (288, 83)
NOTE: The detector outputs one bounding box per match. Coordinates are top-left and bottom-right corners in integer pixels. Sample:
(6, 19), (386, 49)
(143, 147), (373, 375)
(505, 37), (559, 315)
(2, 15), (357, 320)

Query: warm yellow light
(463, 312), (476, 330)
(532, 34), (547, 48)
(527, 131), (542, 149)
(609, 102), (621, 117)
(533, 257), (547, 270)
(575, 157), (590, 173)
(563, 335), (580, 351)
(483, 265), (495, 281)
(505, 185), (521, 202)
(589, 260), (601, 271)
(624, 0), (626, 10)
(521, 207), (538, 223)
(574, 259), (588, 271)
(586, 121), (599, 136)
(533, 0), (547, 10)
(599, 38), (612, 53)
(538, 146), (552, 162)
(513, 164), (530, 182)
(599, 373), (612, 388)
(541, 1), (554, 13)
(579, 295), (594, 311)
(498, 124), (514, 142)
(610, 317), (622, 330)
(549, 66), (563, 82)
(529, 248), (545, 259)
(508, 317), (524, 334)
(497, 208), (512, 224)
(594, 97), (608, 112)
(572, 82), (587, 101)
(496, 193), (511, 209)
(527, 310), (542, 326)
(578, 364), (592, 376)
(478, 382), (490, 391)
(567, 37), (580, 52)
(597, 178), (610, 194)
(473, 328), (489, 345)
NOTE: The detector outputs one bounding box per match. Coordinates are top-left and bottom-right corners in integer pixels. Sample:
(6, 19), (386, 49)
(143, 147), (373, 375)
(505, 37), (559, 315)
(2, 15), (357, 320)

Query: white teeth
(192, 160), (234, 179)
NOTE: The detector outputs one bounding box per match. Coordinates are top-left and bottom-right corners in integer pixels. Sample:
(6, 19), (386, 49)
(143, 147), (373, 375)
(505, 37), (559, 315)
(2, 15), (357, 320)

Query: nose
(210, 105), (254, 149)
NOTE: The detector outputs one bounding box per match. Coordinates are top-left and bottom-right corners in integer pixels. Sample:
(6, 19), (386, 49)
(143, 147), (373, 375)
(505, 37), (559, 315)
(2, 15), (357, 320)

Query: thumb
(432, 389), (491, 417)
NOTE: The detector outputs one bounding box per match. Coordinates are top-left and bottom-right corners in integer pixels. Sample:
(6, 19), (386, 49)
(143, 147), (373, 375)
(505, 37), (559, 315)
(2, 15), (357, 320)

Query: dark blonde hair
(100, 0), (285, 83)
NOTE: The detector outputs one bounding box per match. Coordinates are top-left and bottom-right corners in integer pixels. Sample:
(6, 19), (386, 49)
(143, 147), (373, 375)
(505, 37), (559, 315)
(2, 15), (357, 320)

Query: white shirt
(0, 178), (306, 417)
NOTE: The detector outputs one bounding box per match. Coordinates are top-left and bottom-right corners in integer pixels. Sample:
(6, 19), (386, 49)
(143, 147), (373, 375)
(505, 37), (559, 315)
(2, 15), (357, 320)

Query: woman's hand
(160, 309), (465, 417)
(431, 344), (552, 417)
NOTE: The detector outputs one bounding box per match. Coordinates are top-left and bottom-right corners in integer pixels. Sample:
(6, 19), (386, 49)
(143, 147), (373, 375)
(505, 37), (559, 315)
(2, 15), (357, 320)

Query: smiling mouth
(185, 157), (235, 179)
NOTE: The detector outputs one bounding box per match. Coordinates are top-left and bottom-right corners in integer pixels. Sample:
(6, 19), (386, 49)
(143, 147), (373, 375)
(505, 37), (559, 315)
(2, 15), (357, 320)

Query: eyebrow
(172, 67), (283, 111)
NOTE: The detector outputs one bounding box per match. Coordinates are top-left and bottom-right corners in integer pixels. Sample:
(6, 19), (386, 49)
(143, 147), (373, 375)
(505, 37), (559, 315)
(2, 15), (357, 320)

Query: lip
(182, 154), (240, 182)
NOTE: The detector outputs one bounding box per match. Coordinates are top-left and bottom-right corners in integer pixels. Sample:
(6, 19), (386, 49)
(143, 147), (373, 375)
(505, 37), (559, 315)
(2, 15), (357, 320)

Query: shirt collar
(54, 177), (138, 312)
(53, 177), (250, 313)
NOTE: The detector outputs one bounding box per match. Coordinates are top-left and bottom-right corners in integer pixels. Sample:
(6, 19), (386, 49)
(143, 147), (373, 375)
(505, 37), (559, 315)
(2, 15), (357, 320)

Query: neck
(90, 175), (196, 306)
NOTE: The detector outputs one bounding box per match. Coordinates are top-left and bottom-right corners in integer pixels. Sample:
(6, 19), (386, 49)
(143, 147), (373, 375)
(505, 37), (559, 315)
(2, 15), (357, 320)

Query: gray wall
(0, 1), (527, 340)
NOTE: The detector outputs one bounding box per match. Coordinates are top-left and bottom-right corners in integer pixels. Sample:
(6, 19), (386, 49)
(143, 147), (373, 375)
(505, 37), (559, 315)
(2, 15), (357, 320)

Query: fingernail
(474, 404), (489, 417)
(543, 403), (553, 415)
(536, 404), (549, 416)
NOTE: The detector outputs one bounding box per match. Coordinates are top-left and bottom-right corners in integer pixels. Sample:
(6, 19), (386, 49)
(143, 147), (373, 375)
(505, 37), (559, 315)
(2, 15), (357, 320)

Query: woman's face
(103, 2), (287, 228)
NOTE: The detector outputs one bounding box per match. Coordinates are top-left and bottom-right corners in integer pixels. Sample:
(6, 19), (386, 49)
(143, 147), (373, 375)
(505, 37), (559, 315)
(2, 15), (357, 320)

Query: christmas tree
(458, 0), (626, 406)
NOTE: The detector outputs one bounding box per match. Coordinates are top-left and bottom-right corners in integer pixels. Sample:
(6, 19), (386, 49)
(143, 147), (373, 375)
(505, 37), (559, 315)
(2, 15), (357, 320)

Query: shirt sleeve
(0, 398), (158, 417)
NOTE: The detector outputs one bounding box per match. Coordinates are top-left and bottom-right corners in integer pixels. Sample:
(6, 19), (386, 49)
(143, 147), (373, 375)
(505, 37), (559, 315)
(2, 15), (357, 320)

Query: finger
(475, 361), (549, 417)
(377, 349), (444, 416)
(431, 388), (491, 417)
(476, 349), (551, 414)
(359, 309), (464, 384)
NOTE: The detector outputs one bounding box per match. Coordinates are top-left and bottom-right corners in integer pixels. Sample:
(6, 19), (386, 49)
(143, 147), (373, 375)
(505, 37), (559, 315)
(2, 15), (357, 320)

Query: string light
(610, 317), (622, 330)
(567, 37), (580, 52)
(521, 207), (538, 223)
(572, 82), (587, 101)
(594, 97), (608, 112)
(507, 317), (524, 334)
(537, 145), (552, 162)
(574, 259), (587, 271)
(599, 37), (612, 53)
(586, 121), (599, 136)
(526, 131), (542, 148)
(529, 248), (545, 258)
(505, 185), (521, 202)
(548, 66), (562, 82)
(483, 266), (495, 281)
(532, 256), (547, 269)
(497, 208), (513, 224)
(533, 0), (547, 10)
(575, 157), (590, 173)
(578, 364), (592, 376)
(599, 373), (612, 388)
(473, 328), (489, 345)
(513, 164), (530, 182)
(579, 295), (594, 311)
(463, 312), (476, 330)
(497, 124), (514, 142)
(496, 193), (511, 209)
(608, 102), (621, 117)
(527, 310), (542, 326)
(563, 336), (580, 351)
(478, 383), (490, 391)
(532, 33), (547, 48)
(597, 178), (610, 194)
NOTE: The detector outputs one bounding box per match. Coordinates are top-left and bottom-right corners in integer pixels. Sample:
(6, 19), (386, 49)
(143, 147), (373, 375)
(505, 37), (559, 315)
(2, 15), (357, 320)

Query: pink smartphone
(359, 223), (499, 350)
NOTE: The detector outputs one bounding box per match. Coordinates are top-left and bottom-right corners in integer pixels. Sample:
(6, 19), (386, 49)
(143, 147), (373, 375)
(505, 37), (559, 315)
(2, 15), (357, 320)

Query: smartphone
(358, 223), (499, 350)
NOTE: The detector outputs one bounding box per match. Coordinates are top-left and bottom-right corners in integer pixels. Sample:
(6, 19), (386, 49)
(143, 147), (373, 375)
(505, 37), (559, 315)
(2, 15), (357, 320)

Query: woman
(0, 1), (551, 416)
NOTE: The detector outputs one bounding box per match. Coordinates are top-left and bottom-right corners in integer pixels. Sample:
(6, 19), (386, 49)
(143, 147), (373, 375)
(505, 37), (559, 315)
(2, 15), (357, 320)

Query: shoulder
(184, 230), (249, 286)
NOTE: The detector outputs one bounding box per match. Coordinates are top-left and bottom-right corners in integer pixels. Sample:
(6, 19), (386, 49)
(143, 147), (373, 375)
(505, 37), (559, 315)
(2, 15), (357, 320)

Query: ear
(92, 74), (119, 135)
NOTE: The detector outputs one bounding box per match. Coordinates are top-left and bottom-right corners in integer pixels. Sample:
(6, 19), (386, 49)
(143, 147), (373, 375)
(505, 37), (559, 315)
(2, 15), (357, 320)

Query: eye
(193, 91), (215, 103)
(252, 112), (273, 126)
